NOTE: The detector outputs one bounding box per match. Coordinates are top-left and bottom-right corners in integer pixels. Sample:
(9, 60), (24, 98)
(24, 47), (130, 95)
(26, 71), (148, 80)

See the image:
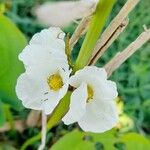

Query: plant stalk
(20, 92), (71, 150)
(73, 0), (116, 72)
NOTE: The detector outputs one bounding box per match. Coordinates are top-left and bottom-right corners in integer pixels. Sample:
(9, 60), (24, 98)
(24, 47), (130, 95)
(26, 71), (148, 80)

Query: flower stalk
(38, 111), (47, 150)
(20, 92), (71, 150)
(73, 0), (116, 72)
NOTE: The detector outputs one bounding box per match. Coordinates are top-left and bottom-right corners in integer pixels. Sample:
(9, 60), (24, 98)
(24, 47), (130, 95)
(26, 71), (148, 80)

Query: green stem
(73, 0), (116, 72)
(20, 92), (71, 150)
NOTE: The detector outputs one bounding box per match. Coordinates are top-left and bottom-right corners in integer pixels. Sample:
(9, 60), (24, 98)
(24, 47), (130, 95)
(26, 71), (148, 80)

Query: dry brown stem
(89, 0), (140, 65)
(89, 18), (129, 65)
(0, 111), (42, 133)
(105, 29), (150, 77)
(70, 17), (91, 49)
(26, 110), (41, 127)
(0, 120), (25, 133)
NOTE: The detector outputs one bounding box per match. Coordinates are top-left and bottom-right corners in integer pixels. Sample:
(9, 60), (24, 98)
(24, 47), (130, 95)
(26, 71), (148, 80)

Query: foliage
(0, 14), (27, 126)
(51, 130), (150, 150)
(0, 100), (6, 126)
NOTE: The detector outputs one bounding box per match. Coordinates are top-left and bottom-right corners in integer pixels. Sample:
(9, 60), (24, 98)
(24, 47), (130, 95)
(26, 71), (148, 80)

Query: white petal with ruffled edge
(69, 66), (118, 100)
(62, 83), (87, 125)
(16, 73), (46, 110)
(69, 66), (107, 87)
(78, 99), (118, 133)
(19, 27), (67, 68)
(30, 27), (65, 49)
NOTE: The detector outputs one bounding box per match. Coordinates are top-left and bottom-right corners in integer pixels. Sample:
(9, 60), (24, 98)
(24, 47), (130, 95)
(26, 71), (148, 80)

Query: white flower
(62, 66), (118, 133)
(35, 0), (98, 27)
(16, 27), (71, 115)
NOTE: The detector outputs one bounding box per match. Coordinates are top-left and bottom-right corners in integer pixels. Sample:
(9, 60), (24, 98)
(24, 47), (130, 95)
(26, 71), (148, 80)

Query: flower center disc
(47, 73), (63, 91)
(87, 85), (94, 103)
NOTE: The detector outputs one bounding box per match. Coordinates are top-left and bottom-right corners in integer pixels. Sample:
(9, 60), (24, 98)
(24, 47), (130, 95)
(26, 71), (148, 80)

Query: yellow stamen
(87, 85), (94, 103)
(47, 73), (63, 91)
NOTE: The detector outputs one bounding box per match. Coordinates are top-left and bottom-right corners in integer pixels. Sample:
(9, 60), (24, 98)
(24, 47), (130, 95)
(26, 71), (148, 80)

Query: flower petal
(35, 0), (98, 27)
(42, 93), (60, 115)
(69, 66), (107, 87)
(16, 73), (47, 110)
(62, 83), (87, 125)
(19, 44), (67, 68)
(30, 27), (65, 50)
(24, 63), (70, 90)
(78, 99), (118, 133)
(106, 81), (118, 99)
(92, 78), (118, 100)
(40, 67), (70, 115)
(79, 66), (107, 79)
(30, 27), (65, 43)
(19, 44), (52, 67)
(19, 27), (67, 68)
(69, 66), (118, 100)
(57, 67), (71, 99)
(43, 80), (69, 115)
(22, 99), (42, 111)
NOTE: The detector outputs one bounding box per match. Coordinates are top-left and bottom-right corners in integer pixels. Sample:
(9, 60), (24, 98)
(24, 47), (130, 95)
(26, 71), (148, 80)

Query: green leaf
(51, 130), (150, 150)
(88, 130), (119, 150)
(0, 100), (6, 127)
(121, 133), (150, 150)
(50, 130), (94, 150)
(0, 15), (27, 110)
(51, 130), (119, 150)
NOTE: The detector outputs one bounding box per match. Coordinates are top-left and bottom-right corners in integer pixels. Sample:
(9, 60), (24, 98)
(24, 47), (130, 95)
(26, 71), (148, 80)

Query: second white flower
(63, 66), (118, 133)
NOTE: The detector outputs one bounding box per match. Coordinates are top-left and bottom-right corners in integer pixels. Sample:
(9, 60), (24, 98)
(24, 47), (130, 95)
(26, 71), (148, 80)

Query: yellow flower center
(47, 73), (63, 91)
(87, 85), (94, 103)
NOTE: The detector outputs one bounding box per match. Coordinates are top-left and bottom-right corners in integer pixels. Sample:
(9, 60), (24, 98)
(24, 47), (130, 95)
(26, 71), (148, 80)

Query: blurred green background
(0, 0), (150, 149)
